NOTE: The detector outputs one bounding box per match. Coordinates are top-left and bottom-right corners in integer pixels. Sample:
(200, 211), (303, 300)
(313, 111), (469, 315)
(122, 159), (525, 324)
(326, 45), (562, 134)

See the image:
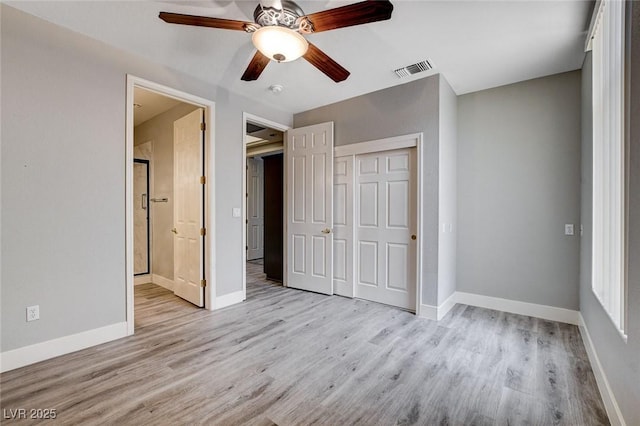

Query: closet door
(333, 156), (354, 297)
(355, 148), (417, 310)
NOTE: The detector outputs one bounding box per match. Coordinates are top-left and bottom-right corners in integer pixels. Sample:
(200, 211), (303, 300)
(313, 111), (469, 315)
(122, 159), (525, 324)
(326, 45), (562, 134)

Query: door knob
(411, 234), (417, 240)
(321, 228), (331, 234)
(171, 228), (178, 234)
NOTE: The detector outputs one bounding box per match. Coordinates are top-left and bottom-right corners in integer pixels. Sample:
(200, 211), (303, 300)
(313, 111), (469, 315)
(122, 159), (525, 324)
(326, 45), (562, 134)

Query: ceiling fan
(159, 0), (393, 83)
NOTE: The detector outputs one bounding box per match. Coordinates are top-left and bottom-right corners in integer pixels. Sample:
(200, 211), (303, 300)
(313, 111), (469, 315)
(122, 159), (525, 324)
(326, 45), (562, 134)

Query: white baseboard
(418, 303), (437, 320)
(214, 290), (244, 310)
(578, 314), (627, 426)
(152, 274), (174, 291)
(0, 322), (127, 373)
(134, 274), (151, 285)
(455, 291), (580, 325)
(417, 291), (458, 321)
(437, 292), (457, 320)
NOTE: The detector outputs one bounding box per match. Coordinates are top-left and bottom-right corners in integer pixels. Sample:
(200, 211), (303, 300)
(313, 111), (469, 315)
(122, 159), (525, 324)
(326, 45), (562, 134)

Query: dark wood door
(263, 154), (283, 281)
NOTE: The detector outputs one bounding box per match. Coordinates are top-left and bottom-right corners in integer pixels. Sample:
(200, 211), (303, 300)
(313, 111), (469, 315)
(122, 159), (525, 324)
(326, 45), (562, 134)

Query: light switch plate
(232, 207), (241, 218)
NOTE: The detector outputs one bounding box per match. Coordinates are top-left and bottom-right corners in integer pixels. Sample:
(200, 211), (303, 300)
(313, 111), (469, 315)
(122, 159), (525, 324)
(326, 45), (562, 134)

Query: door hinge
(246, 245), (248, 250)
(200, 279), (207, 288)
(200, 228), (207, 236)
(246, 219), (248, 224)
(200, 176), (206, 184)
(200, 122), (206, 131)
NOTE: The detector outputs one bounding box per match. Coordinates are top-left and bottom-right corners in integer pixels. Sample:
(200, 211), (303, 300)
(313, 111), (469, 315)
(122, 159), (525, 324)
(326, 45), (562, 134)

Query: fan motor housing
(253, 0), (304, 29)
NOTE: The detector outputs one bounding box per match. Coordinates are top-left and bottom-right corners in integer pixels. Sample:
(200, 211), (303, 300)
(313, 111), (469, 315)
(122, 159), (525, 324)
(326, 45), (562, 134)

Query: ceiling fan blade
(303, 0), (393, 33)
(159, 12), (253, 31)
(241, 50), (271, 81)
(303, 42), (350, 83)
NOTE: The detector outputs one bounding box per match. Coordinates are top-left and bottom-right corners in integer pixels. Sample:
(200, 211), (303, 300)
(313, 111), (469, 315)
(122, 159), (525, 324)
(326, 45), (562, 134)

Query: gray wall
(437, 76), (458, 304)
(457, 71), (582, 310)
(1, 5), (291, 352)
(295, 74), (448, 307)
(134, 103), (199, 281)
(579, 3), (640, 423)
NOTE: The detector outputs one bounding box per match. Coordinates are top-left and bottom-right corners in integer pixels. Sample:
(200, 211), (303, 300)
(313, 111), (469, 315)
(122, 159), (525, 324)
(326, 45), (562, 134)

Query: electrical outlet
(26, 305), (39, 322)
(565, 224), (575, 236)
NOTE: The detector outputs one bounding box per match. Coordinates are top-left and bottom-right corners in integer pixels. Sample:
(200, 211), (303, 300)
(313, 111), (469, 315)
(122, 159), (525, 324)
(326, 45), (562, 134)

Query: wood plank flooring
(0, 263), (608, 425)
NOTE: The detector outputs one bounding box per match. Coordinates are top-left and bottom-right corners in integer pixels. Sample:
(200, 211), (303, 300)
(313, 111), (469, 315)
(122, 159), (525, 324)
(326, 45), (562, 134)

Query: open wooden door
(173, 108), (205, 307)
(286, 122), (334, 295)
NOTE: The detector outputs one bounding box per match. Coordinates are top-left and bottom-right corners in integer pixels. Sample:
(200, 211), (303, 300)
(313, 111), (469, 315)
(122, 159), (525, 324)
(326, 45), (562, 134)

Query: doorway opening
(242, 113), (289, 300)
(126, 76), (216, 335)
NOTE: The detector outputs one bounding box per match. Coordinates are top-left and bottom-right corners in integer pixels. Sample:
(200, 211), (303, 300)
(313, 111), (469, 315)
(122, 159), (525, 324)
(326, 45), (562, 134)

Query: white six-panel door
(286, 122), (334, 295)
(173, 108), (204, 307)
(333, 156), (354, 297)
(354, 148), (417, 309)
(246, 156), (264, 261)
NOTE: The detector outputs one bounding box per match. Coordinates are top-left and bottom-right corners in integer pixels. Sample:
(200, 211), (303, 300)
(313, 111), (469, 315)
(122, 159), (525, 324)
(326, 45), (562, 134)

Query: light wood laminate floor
(1, 262), (608, 425)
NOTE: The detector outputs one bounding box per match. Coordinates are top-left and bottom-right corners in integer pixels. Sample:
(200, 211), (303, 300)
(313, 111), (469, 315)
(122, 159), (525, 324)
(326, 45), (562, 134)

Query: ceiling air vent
(394, 60), (433, 78)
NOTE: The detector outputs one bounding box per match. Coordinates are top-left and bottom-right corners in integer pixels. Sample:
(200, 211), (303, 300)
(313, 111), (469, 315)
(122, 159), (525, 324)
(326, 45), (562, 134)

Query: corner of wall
(436, 74), (458, 304)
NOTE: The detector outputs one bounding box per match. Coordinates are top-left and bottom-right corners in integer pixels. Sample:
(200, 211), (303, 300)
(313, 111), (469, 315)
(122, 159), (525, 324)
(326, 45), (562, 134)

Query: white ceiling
(134, 87), (183, 126)
(7, 0), (593, 114)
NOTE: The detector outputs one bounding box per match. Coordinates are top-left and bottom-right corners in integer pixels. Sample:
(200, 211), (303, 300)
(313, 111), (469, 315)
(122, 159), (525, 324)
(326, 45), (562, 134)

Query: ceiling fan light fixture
(252, 26), (308, 63)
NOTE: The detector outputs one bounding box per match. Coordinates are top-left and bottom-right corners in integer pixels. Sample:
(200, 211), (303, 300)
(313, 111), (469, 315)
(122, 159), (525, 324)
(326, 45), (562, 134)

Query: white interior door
(286, 122), (334, 295)
(355, 148), (417, 310)
(247, 156), (264, 261)
(173, 108), (204, 307)
(333, 156), (354, 297)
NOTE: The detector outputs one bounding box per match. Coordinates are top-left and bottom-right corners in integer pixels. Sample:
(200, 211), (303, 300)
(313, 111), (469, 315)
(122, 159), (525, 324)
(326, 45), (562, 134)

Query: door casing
(125, 75), (216, 336)
(242, 113), (290, 300)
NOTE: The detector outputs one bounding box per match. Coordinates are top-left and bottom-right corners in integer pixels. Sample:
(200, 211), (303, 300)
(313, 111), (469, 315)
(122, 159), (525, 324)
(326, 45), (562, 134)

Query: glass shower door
(134, 159), (150, 275)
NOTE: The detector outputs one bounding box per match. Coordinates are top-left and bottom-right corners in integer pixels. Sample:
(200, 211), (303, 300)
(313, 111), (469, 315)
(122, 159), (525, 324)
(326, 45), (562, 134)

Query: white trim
(436, 292), (457, 320)
(585, 0), (605, 52)
(418, 303), (437, 320)
(334, 133), (421, 157)
(214, 290), (245, 310)
(423, 291), (582, 326)
(455, 292), (580, 325)
(417, 291), (457, 321)
(151, 274), (175, 291)
(578, 314), (627, 426)
(126, 75), (216, 337)
(241, 113), (290, 299)
(134, 274), (151, 285)
(415, 134), (424, 316)
(0, 322), (127, 373)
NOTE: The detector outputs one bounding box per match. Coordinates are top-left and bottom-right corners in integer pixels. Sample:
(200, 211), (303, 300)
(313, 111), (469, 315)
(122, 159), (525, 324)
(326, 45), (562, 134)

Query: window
(588, 0), (627, 336)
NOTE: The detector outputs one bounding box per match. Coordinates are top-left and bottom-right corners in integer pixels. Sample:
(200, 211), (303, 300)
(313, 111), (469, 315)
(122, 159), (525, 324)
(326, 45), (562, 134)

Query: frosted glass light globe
(252, 26), (309, 63)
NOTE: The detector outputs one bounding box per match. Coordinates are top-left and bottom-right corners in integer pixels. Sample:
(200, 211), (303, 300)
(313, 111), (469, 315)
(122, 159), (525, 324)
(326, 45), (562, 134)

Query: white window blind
(589, 0), (626, 336)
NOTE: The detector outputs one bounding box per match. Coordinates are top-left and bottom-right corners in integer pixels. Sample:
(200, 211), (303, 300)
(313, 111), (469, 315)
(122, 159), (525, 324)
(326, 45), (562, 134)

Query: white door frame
(334, 133), (423, 314)
(242, 113), (290, 300)
(126, 75), (216, 336)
